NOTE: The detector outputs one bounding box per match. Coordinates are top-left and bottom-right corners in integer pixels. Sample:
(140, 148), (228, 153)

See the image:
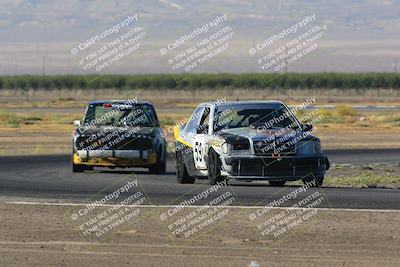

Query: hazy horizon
(0, 0), (399, 75)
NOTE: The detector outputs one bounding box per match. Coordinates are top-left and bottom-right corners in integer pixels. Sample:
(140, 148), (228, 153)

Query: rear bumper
(221, 155), (329, 180)
(73, 150), (157, 167)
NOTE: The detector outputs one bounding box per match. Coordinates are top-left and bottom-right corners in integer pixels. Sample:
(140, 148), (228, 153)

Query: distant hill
(0, 0), (399, 74)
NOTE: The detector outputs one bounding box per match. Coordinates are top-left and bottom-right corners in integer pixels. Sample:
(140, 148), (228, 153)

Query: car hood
(76, 126), (155, 137)
(218, 127), (317, 143)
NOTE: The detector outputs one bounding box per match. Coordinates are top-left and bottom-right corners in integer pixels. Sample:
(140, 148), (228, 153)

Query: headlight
(222, 143), (229, 154)
(224, 136), (250, 154)
(297, 140), (322, 155)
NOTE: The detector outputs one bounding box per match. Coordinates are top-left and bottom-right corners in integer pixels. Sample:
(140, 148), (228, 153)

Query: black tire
(302, 176), (324, 187)
(269, 180), (286, 187)
(207, 150), (225, 185)
(149, 160), (166, 174)
(72, 153), (93, 173)
(149, 146), (167, 174)
(176, 149), (195, 184)
(72, 163), (93, 172)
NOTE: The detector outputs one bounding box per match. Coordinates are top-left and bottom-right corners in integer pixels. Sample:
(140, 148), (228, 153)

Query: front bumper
(73, 149), (157, 167)
(221, 155), (329, 180)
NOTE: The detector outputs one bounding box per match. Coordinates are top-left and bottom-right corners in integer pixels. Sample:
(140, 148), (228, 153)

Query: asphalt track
(0, 149), (399, 210)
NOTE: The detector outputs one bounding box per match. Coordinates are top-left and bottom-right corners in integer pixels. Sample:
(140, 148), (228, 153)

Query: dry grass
(2, 88), (400, 108)
(291, 173), (400, 189)
(324, 173), (400, 189)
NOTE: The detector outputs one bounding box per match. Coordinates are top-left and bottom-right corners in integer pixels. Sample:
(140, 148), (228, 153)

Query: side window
(186, 107), (204, 133)
(142, 104), (159, 127)
(198, 107), (211, 134)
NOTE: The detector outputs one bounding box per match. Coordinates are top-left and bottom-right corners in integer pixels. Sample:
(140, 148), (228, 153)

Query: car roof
(88, 100), (153, 105)
(201, 100), (285, 107)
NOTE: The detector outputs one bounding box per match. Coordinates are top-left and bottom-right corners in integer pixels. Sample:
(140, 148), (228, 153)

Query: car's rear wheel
(207, 150), (225, 185)
(176, 149), (195, 184)
(269, 180), (286, 187)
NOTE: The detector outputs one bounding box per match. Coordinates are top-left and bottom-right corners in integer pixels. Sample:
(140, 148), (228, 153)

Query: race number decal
(194, 141), (203, 163)
(193, 136), (207, 169)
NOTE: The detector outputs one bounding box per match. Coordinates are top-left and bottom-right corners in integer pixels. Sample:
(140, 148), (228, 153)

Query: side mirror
(302, 123), (313, 132)
(73, 120), (81, 127)
(196, 125), (202, 134)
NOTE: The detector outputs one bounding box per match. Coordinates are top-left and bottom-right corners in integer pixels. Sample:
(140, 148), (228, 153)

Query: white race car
(174, 101), (330, 186)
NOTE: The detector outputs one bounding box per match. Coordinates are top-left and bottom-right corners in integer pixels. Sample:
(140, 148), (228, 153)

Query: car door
(193, 106), (211, 170)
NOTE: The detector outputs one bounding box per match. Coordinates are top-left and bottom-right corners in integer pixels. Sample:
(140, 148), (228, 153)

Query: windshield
(83, 103), (157, 127)
(213, 103), (300, 132)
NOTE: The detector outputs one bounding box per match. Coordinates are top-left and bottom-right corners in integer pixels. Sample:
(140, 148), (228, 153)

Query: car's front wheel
(149, 160), (166, 174)
(72, 163), (93, 172)
(176, 149), (195, 184)
(149, 146), (167, 174)
(207, 150), (225, 185)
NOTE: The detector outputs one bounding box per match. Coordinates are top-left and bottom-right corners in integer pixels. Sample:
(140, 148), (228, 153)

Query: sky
(0, 0), (399, 75)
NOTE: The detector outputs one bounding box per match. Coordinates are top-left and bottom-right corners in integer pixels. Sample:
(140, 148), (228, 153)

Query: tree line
(0, 73), (399, 90)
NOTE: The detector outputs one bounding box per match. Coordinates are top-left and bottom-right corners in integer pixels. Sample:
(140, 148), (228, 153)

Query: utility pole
(42, 55), (46, 76)
(283, 45), (288, 73)
(393, 59), (397, 73)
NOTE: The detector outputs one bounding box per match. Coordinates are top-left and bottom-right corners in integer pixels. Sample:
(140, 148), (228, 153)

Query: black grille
(253, 140), (274, 155)
(253, 140), (296, 155)
(115, 138), (152, 150)
(228, 157), (322, 177)
(76, 136), (152, 150)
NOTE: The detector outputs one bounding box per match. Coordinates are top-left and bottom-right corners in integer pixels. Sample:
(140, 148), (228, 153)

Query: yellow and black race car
(72, 100), (167, 174)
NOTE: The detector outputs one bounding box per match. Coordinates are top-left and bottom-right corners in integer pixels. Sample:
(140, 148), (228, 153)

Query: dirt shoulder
(0, 202), (399, 266)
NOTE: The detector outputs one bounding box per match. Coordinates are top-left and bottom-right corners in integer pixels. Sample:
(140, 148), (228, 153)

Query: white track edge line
(4, 201), (400, 213)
